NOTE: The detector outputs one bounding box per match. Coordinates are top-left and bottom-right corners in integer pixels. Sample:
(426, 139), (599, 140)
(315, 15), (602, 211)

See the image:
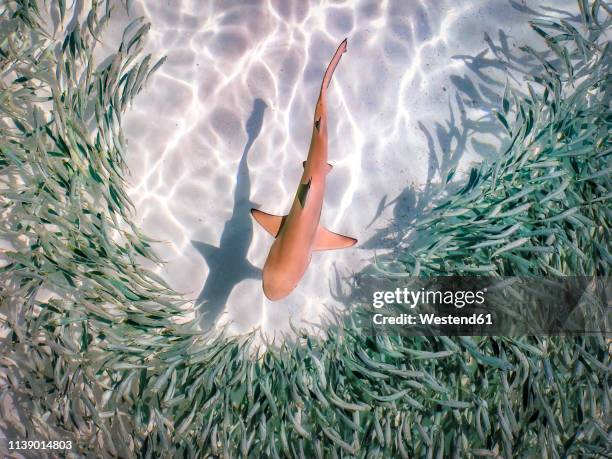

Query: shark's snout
(262, 283), (291, 301)
(262, 266), (296, 301)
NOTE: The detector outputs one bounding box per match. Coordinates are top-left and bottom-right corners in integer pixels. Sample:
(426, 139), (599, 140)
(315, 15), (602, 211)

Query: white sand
(122, 0), (578, 337)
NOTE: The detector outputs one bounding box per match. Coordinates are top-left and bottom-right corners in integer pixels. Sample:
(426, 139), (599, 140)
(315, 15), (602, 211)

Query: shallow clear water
(121, 0), (577, 336)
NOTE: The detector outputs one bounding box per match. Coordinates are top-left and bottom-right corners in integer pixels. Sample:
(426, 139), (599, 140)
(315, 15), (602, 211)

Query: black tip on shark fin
(297, 178), (311, 208)
(314, 117), (321, 132)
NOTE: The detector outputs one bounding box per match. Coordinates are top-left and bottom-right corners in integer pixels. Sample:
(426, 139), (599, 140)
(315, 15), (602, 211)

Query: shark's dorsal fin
(313, 225), (357, 251)
(251, 209), (286, 237)
(297, 178), (311, 208)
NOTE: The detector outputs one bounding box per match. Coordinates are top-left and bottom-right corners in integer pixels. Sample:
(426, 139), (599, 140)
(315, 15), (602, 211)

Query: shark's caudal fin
(251, 209), (286, 237)
(321, 38), (347, 92)
(313, 225), (357, 251)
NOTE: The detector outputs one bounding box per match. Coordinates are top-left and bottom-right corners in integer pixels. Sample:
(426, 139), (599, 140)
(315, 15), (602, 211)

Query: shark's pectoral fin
(313, 225), (357, 251)
(251, 209), (286, 237)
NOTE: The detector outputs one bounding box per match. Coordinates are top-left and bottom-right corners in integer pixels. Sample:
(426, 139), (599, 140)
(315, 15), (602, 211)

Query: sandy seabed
(119, 0), (578, 337)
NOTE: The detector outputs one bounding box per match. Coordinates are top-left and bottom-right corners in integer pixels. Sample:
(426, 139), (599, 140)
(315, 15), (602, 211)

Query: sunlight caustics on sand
(123, 0), (577, 337)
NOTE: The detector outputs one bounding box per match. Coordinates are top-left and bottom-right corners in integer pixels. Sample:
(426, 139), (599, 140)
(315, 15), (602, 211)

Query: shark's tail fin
(321, 38), (347, 93)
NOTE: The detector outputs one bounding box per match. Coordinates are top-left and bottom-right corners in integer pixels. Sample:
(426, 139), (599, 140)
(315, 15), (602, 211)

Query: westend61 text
(373, 313), (493, 326)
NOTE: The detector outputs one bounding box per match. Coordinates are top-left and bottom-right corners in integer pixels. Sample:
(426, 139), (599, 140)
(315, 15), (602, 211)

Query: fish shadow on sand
(358, 93), (470, 253)
(191, 98), (266, 329)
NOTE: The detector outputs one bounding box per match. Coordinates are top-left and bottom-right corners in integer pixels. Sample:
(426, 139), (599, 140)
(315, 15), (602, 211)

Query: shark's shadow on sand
(191, 98), (266, 329)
